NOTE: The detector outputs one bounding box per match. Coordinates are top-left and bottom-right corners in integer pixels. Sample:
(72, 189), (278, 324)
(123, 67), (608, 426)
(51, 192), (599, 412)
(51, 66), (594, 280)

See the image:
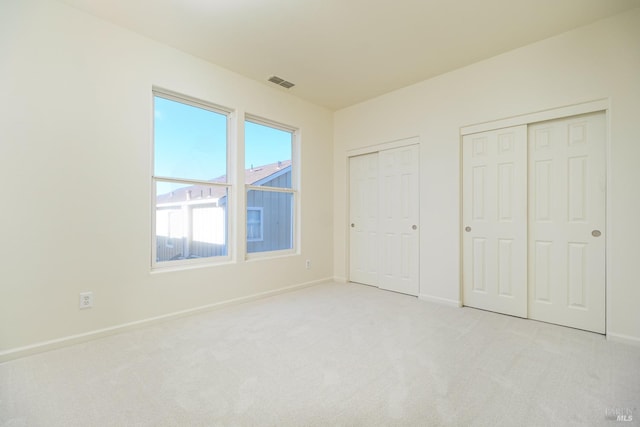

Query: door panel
(528, 112), (606, 333)
(378, 145), (420, 296)
(463, 125), (528, 317)
(349, 153), (379, 286)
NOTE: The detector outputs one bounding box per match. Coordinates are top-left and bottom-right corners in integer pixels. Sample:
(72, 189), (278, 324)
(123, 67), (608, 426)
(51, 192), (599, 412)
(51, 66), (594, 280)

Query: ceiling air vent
(268, 75), (295, 89)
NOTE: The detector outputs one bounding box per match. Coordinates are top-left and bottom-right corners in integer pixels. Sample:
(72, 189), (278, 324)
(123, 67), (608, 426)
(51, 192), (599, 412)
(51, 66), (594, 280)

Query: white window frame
(244, 115), (299, 259)
(151, 88), (233, 270)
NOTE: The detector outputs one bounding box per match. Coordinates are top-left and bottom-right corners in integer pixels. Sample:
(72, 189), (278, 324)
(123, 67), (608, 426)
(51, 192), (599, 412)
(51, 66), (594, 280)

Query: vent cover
(268, 75), (295, 89)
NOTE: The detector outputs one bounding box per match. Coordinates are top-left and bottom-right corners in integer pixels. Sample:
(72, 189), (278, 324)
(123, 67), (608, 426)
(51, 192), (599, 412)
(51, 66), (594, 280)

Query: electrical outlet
(305, 259), (311, 269)
(79, 292), (93, 309)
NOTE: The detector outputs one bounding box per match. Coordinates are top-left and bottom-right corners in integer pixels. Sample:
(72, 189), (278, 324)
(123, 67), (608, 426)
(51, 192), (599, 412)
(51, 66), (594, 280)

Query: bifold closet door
(462, 126), (528, 318)
(528, 112), (606, 334)
(349, 152), (379, 286)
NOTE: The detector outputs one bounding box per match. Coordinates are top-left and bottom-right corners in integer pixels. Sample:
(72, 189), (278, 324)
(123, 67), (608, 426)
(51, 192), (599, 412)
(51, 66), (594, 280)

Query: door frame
(459, 98), (611, 334)
(346, 136), (420, 286)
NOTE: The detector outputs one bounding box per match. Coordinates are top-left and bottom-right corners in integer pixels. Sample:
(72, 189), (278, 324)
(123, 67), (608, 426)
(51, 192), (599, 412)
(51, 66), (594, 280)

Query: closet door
(349, 152), (379, 286)
(528, 112), (606, 333)
(378, 144), (420, 296)
(462, 126), (528, 317)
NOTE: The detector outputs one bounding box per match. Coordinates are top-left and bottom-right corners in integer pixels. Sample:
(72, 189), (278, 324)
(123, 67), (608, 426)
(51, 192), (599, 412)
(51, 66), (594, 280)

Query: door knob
(412, 225), (417, 230)
(465, 226), (471, 232)
(592, 230), (601, 237)
(351, 223), (355, 228)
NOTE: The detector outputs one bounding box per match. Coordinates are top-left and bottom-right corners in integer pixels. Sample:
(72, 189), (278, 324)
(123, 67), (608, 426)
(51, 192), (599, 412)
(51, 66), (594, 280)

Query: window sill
(150, 257), (234, 274)
(245, 249), (298, 262)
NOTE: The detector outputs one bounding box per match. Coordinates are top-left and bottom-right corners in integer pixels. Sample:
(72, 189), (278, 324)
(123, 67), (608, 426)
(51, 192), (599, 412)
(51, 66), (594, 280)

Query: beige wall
(333, 8), (640, 343)
(0, 0), (333, 356)
(2, 0), (639, 357)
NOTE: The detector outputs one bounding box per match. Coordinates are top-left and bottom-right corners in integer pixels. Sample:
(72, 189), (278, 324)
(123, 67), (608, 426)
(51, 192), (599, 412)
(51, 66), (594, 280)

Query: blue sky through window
(245, 120), (292, 170)
(154, 96), (226, 181)
(154, 96), (292, 195)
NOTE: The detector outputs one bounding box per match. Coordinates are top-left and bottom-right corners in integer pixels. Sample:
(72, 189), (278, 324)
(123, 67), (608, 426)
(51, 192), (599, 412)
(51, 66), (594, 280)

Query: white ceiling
(59, 0), (640, 110)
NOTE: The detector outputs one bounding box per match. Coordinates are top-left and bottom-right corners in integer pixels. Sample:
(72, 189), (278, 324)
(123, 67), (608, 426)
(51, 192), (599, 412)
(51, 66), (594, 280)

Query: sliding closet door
(462, 126), (528, 317)
(349, 153), (379, 286)
(378, 144), (420, 296)
(349, 144), (420, 295)
(528, 112), (606, 333)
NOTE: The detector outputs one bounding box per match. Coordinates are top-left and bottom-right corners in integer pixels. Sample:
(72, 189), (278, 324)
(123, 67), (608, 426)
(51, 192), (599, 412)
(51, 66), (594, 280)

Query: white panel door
(378, 145), (420, 296)
(462, 126), (528, 317)
(349, 153), (379, 286)
(528, 112), (606, 333)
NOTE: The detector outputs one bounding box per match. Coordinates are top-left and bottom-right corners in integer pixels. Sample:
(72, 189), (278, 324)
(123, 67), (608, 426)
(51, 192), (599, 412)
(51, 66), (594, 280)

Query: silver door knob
(412, 225), (417, 230)
(465, 226), (471, 232)
(351, 223), (355, 228)
(592, 230), (601, 237)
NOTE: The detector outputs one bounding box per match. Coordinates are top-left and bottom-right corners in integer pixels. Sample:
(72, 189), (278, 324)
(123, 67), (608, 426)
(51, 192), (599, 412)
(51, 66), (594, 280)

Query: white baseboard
(333, 276), (348, 283)
(419, 294), (463, 308)
(0, 277), (332, 363)
(606, 332), (640, 347)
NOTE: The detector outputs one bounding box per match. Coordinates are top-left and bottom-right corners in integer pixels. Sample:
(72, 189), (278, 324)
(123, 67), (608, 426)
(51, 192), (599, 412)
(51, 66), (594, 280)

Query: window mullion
(233, 109), (246, 261)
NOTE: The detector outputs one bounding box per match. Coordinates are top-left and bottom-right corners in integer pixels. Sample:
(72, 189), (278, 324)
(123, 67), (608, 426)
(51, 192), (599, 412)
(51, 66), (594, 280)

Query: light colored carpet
(1, 281), (639, 426)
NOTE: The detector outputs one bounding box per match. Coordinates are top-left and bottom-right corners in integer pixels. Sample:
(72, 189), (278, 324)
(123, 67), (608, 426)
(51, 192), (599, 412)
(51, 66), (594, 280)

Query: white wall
(334, 8), (640, 342)
(0, 0), (333, 356)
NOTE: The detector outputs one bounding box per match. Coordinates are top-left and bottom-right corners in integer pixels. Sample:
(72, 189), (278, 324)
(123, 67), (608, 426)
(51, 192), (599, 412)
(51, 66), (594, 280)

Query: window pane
(156, 181), (228, 262)
(154, 95), (227, 182)
(245, 121), (292, 189)
(247, 190), (293, 253)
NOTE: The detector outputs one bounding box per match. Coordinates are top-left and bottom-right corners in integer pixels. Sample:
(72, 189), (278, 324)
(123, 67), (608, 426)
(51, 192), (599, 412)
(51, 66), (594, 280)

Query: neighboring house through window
(246, 208), (263, 242)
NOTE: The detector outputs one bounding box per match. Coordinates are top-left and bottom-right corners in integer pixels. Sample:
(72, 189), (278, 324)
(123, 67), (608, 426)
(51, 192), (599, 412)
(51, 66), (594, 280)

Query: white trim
(0, 278), (333, 363)
(419, 294), (463, 308)
(245, 247), (296, 261)
(606, 332), (640, 347)
(245, 113), (298, 134)
(605, 107), (612, 341)
(246, 184), (294, 194)
(333, 276), (348, 283)
(347, 135), (419, 157)
(150, 258), (235, 274)
(232, 108), (245, 262)
(154, 176), (231, 187)
(157, 197), (224, 208)
(153, 86), (233, 116)
(460, 98), (609, 135)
